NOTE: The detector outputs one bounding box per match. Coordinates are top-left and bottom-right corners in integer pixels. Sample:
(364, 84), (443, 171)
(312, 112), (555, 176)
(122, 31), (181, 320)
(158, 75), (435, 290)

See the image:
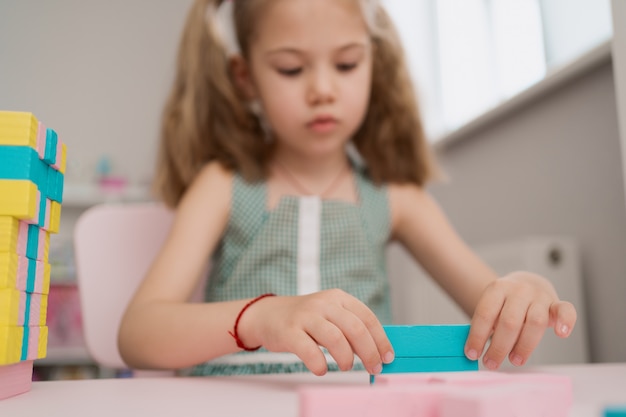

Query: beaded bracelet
(228, 293), (276, 351)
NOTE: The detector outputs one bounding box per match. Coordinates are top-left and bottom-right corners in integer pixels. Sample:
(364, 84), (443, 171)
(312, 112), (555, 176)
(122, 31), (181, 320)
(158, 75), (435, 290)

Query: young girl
(118, 0), (577, 376)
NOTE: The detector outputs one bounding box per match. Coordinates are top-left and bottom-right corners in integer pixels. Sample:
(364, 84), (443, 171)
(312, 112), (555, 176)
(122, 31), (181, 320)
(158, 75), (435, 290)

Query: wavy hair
(154, 0), (438, 207)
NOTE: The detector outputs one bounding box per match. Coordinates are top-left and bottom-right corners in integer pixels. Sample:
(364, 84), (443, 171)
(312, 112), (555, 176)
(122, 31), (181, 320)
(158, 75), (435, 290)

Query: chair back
(74, 202), (173, 369)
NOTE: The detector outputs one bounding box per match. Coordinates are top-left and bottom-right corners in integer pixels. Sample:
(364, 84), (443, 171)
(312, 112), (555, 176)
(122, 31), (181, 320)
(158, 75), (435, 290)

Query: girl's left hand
(464, 272), (577, 370)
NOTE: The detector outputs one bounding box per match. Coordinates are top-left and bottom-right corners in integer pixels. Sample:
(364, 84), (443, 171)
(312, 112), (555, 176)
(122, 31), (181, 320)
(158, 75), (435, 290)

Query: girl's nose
(307, 68), (336, 105)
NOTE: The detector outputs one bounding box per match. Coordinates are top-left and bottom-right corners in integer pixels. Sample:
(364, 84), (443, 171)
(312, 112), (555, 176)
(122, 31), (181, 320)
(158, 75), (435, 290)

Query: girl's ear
(230, 55), (257, 100)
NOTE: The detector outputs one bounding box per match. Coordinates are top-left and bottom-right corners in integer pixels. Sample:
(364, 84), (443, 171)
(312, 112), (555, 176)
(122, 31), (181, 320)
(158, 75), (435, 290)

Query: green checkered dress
(190, 166), (392, 376)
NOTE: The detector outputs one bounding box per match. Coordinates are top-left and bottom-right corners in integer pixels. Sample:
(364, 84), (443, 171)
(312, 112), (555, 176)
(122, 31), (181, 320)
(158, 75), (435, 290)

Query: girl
(118, 0), (577, 376)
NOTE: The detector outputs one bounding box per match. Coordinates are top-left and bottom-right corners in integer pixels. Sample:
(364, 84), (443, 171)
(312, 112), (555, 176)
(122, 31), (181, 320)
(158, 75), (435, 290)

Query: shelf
(36, 346), (95, 366)
(62, 183), (154, 208)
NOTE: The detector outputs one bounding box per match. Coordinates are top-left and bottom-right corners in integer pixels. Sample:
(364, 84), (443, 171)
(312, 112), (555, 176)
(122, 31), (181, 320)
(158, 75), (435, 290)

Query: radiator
(386, 236), (589, 366)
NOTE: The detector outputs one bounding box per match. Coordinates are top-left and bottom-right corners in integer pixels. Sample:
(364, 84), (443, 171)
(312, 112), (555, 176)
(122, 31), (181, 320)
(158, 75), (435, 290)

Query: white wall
(0, 0), (194, 186)
(612, 1), (626, 210)
(431, 59), (626, 363)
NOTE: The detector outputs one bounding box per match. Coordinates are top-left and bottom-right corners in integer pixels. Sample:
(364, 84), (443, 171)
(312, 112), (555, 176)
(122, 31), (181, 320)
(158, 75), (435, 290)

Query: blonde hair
(154, 0), (438, 207)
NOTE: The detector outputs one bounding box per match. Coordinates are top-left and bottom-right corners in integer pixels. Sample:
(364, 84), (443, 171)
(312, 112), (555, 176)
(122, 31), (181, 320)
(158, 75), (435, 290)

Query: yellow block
(0, 252), (18, 290)
(0, 289), (20, 326)
(39, 294), (48, 325)
(40, 262), (51, 296)
(0, 325), (24, 365)
(38, 325), (48, 359)
(41, 230), (50, 263)
(0, 216), (19, 255)
(50, 201), (61, 234)
(0, 180), (38, 220)
(0, 111), (38, 149)
(59, 143), (67, 174)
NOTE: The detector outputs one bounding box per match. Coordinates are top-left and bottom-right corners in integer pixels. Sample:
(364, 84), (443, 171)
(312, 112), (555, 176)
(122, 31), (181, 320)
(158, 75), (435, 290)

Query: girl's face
(242, 0), (373, 160)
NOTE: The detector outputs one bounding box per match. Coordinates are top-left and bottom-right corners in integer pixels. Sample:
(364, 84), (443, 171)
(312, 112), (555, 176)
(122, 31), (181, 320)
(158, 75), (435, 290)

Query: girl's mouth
(308, 116), (338, 134)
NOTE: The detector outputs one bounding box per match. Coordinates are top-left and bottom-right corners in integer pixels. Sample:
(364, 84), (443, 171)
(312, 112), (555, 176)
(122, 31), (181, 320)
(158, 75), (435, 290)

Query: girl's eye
(337, 62), (357, 72)
(278, 68), (302, 76)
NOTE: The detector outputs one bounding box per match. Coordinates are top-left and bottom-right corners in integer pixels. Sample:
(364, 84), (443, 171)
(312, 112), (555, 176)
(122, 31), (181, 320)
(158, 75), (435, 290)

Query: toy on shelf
(0, 111), (66, 400)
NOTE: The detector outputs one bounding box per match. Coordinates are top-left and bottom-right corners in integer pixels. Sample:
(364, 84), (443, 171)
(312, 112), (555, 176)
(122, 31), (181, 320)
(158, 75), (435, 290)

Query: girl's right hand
(237, 289), (395, 376)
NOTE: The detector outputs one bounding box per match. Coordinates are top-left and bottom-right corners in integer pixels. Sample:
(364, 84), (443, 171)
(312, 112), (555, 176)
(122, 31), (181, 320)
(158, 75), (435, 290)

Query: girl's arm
(388, 183), (577, 369)
(118, 162), (241, 369)
(118, 163), (393, 375)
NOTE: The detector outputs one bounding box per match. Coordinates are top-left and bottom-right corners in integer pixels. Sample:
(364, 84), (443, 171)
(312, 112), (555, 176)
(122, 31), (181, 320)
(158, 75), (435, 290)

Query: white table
(0, 363), (624, 417)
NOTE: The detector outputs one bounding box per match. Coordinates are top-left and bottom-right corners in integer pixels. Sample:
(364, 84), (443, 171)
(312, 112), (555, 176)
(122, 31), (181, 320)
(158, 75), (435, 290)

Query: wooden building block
(0, 180), (39, 222)
(300, 372), (572, 417)
(0, 111), (38, 148)
(384, 325), (471, 358)
(0, 360), (33, 400)
(605, 406), (626, 417)
(0, 326), (23, 365)
(382, 356), (478, 374)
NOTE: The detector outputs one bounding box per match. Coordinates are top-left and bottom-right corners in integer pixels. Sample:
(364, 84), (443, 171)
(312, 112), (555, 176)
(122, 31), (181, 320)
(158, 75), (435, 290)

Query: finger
(550, 301), (577, 338)
(305, 318), (354, 371)
(465, 286), (505, 362)
(482, 297), (527, 370)
(342, 295), (394, 365)
(289, 330), (329, 376)
(327, 307), (382, 374)
(508, 302), (548, 366)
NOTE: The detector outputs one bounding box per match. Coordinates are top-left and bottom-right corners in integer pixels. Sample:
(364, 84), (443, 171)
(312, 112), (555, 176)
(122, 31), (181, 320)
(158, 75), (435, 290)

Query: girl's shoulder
(387, 182), (433, 235)
(176, 161), (234, 219)
(185, 162), (233, 199)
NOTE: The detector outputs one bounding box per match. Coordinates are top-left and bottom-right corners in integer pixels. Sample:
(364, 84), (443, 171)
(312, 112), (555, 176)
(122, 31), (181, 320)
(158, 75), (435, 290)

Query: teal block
(50, 168), (64, 203)
(605, 406), (626, 417)
(21, 325), (30, 361)
(37, 191), (47, 228)
(26, 223), (40, 260)
(384, 325), (470, 358)
(43, 128), (58, 165)
(26, 257), (36, 293)
(0, 146), (49, 195)
(0, 145), (63, 203)
(381, 356), (478, 374)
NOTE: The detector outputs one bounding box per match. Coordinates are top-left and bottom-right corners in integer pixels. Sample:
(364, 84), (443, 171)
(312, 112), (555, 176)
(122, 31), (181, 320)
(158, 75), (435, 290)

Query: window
(382, 0), (613, 141)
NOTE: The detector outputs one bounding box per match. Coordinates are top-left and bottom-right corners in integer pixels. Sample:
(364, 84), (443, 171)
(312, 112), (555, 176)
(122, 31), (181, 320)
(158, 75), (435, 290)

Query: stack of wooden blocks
(0, 111), (66, 399)
(300, 325), (574, 417)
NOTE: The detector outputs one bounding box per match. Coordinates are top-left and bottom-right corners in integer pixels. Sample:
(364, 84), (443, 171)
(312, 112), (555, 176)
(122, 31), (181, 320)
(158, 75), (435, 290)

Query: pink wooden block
(36, 122), (46, 159)
(16, 221), (29, 257)
(25, 326), (47, 360)
(441, 381), (572, 417)
(16, 256), (28, 292)
(35, 261), (49, 295)
(9, 256), (47, 295)
(0, 360), (33, 400)
(377, 371), (571, 388)
(299, 385), (444, 417)
(16, 292), (44, 326)
(299, 372), (572, 417)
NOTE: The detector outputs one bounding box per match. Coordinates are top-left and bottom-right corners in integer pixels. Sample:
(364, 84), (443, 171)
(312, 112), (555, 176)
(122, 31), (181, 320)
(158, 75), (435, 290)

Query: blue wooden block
(605, 406), (626, 417)
(0, 147), (48, 196)
(381, 356), (478, 374)
(0, 146), (64, 203)
(43, 128), (58, 165)
(26, 223), (40, 261)
(384, 325), (470, 358)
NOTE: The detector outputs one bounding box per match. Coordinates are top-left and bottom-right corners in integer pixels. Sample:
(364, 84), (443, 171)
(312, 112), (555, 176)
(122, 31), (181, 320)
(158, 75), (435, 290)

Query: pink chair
(74, 202), (175, 373)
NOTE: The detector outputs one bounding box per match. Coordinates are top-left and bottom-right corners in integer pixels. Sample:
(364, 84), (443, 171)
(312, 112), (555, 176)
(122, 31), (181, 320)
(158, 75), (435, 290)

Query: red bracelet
(228, 293), (276, 351)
